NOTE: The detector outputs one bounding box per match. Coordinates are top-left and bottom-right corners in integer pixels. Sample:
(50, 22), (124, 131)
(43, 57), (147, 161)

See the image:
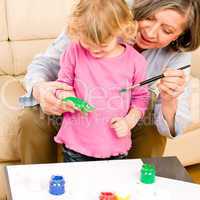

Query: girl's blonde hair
(67, 0), (137, 45)
(133, 0), (200, 52)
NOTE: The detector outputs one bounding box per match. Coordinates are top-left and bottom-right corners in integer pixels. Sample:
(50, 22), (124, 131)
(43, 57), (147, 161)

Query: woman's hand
(158, 68), (186, 102)
(32, 81), (75, 115)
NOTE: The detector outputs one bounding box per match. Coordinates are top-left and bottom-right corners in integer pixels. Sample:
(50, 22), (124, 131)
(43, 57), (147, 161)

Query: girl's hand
(32, 81), (75, 115)
(158, 68), (186, 102)
(57, 90), (79, 112)
(110, 117), (130, 138)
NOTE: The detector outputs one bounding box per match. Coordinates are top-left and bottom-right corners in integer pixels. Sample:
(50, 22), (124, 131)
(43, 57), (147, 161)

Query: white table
(5, 158), (200, 200)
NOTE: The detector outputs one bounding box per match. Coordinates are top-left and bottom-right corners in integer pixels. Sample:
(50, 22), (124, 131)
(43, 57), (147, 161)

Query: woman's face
(136, 9), (188, 49)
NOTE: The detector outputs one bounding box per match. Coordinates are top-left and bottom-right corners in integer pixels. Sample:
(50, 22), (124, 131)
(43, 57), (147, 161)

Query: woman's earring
(170, 40), (177, 48)
(171, 41), (176, 46)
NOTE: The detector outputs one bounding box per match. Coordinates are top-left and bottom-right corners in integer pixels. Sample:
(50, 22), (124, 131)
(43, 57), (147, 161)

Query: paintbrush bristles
(119, 83), (140, 93)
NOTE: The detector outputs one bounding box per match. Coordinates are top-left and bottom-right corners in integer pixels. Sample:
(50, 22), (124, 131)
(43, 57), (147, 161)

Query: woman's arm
(160, 98), (177, 135)
(153, 52), (192, 137)
(154, 78), (192, 138)
(160, 68), (186, 135)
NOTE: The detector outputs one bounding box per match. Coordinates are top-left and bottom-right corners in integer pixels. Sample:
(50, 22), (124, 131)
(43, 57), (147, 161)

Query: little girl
(55, 0), (150, 162)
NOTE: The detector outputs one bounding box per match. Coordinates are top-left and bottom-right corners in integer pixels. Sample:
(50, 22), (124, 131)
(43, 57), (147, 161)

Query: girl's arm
(20, 32), (70, 107)
(111, 53), (150, 137)
(111, 107), (142, 138)
(125, 107), (142, 129)
(52, 43), (78, 113)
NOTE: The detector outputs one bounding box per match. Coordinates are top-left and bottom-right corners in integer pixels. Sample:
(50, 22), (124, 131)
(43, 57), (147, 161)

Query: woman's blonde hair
(133, 0), (200, 52)
(67, 0), (137, 45)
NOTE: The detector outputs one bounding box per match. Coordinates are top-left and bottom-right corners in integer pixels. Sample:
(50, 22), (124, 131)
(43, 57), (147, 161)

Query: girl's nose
(92, 49), (102, 54)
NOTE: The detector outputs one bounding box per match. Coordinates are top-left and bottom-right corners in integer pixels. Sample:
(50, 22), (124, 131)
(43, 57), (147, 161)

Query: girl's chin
(91, 53), (105, 58)
(91, 54), (103, 58)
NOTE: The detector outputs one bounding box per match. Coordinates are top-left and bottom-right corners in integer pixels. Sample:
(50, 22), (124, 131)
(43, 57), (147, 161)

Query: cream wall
(0, 0), (8, 41)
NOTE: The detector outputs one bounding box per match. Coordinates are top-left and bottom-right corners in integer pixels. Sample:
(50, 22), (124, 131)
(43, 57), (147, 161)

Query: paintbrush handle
(139, 64), (190, 86)
(122, 65), (190, 92)
(140, 74), (165, 86)
(178, 65), (191, 70)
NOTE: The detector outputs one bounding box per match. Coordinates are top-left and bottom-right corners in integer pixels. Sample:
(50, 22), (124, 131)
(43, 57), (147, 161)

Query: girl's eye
(101, 45), (108, 48)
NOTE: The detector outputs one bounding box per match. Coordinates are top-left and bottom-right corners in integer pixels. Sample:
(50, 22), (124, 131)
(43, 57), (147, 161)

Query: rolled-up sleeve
(19, 32), (70, 107)
(154, 83), (192, 138)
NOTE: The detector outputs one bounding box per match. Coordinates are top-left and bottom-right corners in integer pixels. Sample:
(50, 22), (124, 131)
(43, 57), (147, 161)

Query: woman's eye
(163, 29), (173, 34)
(146, 16), (154, 21)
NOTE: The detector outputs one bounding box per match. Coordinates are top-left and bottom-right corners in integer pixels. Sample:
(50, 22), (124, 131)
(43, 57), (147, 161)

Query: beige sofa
(0, 0), (200, 198)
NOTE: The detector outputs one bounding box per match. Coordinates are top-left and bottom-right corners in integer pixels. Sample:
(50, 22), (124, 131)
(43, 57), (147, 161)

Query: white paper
(6, 159), (200, 200)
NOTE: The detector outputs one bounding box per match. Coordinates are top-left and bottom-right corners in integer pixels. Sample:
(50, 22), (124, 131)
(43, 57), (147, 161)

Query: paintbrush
(119, 65), (190, 93)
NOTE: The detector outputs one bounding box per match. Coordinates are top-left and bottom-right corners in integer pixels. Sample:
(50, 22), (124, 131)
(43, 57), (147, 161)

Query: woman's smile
(139, 31), (156, 45)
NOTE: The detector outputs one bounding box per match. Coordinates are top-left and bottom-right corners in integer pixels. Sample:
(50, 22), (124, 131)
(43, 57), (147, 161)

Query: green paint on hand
(62, 97), (95, 113)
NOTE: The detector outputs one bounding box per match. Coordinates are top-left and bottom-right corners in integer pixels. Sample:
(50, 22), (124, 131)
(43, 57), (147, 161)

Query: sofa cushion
(164, 128), (200, 166)
(184, 76), (200, 132)
(0, 42), (13, 75)
(7, 0), (75, 41)
(0, 75), (25, 161)
(10, 39), (53, 75)
(191, 48), (200, 78)
(0, 0), (8, 41)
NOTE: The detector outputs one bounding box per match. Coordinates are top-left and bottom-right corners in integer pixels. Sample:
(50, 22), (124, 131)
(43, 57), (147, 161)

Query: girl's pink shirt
(54, 42), (149, 158)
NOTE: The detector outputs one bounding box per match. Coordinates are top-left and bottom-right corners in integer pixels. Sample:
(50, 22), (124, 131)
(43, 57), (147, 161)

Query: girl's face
(80, 37), (119, 58)
(135, 9), (188, 49)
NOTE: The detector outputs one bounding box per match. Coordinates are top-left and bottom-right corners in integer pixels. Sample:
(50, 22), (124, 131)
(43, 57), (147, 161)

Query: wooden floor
(186, 164), (200, 184)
